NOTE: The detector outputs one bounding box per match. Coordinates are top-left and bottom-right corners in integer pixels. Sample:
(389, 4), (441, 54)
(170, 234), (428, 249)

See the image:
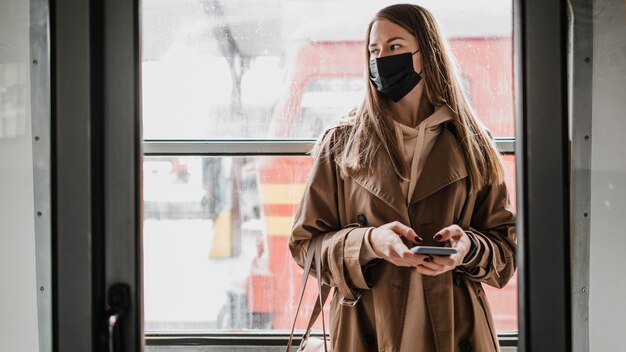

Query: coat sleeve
(289, 128), (373, 304)
(460, 181), (517, 288)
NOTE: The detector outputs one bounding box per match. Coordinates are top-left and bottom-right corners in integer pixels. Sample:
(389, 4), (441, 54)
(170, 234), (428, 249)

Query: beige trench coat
(289, 122), (516, 352)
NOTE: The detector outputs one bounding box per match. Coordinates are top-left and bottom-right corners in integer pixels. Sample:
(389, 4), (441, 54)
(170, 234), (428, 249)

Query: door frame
(51, 0), (577, 351)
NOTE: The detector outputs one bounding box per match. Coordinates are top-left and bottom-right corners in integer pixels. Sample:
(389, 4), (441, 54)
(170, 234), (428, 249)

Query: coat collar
(347, 122), (468, 221)
(410, 124), (468, 204)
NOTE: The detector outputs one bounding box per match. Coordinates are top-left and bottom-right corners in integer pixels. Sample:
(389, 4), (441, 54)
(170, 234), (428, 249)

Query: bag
(297, 336), (329, 352)
(286, 235), (332, 352)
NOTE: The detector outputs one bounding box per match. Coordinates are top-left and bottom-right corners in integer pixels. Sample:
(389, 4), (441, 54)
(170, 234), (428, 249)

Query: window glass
(293, 77), (363, 138)
(141, 0), (514, 139)
(143, 156), (313, 331)
(141, 0), (516, 336)
(482, 154), (517, 332)
(143, 154), (517, 332)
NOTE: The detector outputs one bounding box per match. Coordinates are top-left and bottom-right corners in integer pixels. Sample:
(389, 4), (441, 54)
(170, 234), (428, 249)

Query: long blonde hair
(328, 4), (505, 190)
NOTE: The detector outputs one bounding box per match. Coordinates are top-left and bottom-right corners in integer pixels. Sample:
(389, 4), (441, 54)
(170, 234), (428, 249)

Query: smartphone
(410, 246), (458, 256)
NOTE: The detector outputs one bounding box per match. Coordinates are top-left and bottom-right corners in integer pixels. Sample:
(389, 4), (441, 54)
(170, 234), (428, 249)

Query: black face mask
(369, 50), (421, 102)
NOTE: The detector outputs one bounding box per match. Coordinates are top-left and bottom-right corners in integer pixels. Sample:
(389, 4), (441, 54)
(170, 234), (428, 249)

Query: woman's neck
(389, 85), (434, 127)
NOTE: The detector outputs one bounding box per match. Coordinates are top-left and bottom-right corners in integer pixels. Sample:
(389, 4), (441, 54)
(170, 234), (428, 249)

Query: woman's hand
(413, 224), (471, 276)
(370, 221), (430, 268)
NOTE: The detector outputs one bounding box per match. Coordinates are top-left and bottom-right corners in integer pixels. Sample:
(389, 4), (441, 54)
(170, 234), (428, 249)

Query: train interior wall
(588, 0), (626, 349)
(0, 0), (40, 351)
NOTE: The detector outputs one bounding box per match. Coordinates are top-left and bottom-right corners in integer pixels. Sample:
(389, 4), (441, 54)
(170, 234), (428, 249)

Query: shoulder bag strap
(286, 235), (331, 352)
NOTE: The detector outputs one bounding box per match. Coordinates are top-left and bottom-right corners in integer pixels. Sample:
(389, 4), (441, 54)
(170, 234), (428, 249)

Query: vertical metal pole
(53, 0), (97, 350)
(30, 0), (52, 350)
(569, 0), (593, 351)
(103, 0), (143, 350)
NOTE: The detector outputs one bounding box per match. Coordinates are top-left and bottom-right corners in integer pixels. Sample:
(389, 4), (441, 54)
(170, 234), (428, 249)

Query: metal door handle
(106, 284), (130, 352)
(107, 309), (122, 352)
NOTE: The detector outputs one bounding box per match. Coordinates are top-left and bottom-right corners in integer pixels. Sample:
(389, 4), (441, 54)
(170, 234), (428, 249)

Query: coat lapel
(410, 124), (468, 205)
(347, 147), (410, 223)
(345, 122), (468, 223)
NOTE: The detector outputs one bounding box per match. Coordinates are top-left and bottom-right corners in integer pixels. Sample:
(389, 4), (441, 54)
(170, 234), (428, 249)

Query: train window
(293, 77), (364, 139)
(142, 154), (517, 333)
(141, 0), (514, 140)
(484, 154), (517, 332)
(143, 156), (313, 331)
(140, 0), (517, 341)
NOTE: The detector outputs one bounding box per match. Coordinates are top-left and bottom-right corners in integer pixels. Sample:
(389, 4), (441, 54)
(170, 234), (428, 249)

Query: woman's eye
(390, 44), (401, 50)
(369, 49), (379, 55)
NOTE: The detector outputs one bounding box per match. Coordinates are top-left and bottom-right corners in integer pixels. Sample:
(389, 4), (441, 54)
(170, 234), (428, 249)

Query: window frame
(142, 139), (515, 156)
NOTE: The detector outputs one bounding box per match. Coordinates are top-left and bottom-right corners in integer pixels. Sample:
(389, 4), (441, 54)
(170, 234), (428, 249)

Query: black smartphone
(410, 246), (458, 256)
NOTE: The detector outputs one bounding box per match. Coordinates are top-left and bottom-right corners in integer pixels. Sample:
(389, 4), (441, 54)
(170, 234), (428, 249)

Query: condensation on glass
(143, 156), (312, 331)
(141, 0), (514, 139)
(140, 0), (517, 334)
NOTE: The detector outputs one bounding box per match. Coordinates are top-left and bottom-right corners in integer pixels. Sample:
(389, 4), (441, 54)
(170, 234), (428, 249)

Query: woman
(289, 4), (516, 352)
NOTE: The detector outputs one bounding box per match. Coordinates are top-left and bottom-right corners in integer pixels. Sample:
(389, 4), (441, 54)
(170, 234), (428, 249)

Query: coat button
(454, 272), (464, 287)
(364, 333), (376, 346)
(459, 340), (473, 352)
(357, 213), (367, 225)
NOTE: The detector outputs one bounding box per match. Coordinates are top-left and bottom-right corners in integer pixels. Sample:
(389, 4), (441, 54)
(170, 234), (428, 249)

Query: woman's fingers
(414, 255), (461, 275)
(433, 225), (472, 266)
(389, 221), (422, 243)
(389, 248), (430, 268)
(433, 224), (463, 242)
(371, 222), (469, 274)
(430, 254), (456, 268)
(413, 265), (440, 276)
(418, 257), (446, 271)
(370, 227), (417, 267)
(374, 221), (477, 270)
(393, 239), (423, 267)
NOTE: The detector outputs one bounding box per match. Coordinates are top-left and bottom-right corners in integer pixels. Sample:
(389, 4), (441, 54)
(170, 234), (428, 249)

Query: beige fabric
(393, 106), (454, 204)
(399, 270), (434, 352)
(359, 106), (453, 265)
(358, 228), (377, 266)
(394, 106), (453, 352)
